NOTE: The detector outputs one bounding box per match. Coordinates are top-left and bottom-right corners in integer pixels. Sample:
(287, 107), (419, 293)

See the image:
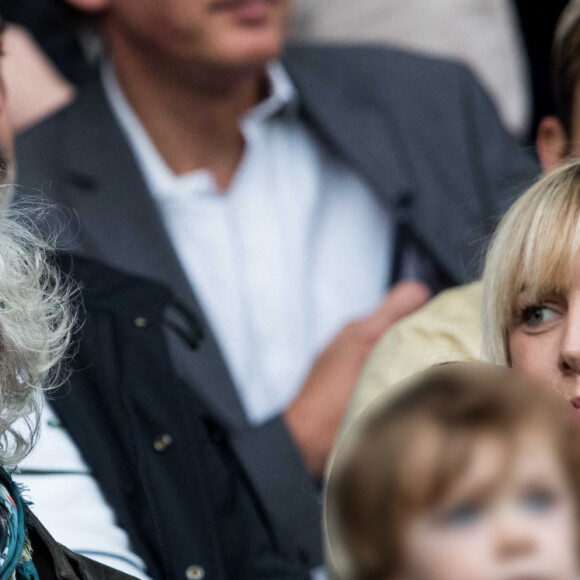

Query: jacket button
(153, 434), (173, 452)
(133, 316), (149, 328)
(185, 565), (205, 580)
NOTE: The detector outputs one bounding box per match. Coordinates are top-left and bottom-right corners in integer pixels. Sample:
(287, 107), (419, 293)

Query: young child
(326, 362), (580, 580)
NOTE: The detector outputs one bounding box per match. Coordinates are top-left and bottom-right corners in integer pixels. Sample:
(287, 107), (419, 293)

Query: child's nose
(494, 511), (536, 560)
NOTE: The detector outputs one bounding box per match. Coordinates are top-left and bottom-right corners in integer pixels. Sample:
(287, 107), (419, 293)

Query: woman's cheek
(509, 329), (561, 388)
(510, 330), (546, 376)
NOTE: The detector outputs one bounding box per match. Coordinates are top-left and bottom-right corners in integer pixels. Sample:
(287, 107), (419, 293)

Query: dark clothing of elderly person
(0, 468), (134, 580)
(39, 253), (310, 580)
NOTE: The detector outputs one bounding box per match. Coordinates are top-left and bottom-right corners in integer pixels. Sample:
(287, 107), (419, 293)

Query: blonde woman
(334, 0), (580, 433)
(349, 160), (580, 411)
(324, 163), (580, 578)
(481, 160), (580, 403)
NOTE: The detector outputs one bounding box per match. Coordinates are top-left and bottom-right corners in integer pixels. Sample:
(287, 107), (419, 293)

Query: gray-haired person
(0, 27), (133, 580)
(1, 10), (310, 580)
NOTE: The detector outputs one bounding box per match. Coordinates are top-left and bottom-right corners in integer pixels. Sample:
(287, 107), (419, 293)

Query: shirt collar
(244, 61), (298, 123)
(101, 60), (298, 199)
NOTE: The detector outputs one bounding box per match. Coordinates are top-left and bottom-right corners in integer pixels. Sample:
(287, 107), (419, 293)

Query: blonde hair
(481, 161), (580, 365)
(0, 196), (75, 464)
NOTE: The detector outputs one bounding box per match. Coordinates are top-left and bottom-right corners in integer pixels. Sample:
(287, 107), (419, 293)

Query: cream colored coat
(340, 282), (482, 437)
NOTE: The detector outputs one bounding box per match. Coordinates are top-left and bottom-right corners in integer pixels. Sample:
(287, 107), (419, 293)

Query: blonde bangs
(508, 178), (580, 316)
(482, 162), (580, 365)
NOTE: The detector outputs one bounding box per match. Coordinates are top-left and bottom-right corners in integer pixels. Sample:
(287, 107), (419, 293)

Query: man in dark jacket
(16, 0), (538, 571)
(1, 9), (309, 580)
(47, 253), (311, 580)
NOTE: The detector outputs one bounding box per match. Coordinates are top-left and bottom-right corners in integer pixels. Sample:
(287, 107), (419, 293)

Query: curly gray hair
(0, 200), (75, 464)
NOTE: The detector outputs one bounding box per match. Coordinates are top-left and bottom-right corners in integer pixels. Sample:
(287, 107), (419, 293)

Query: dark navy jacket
(48, 254), (310, 580)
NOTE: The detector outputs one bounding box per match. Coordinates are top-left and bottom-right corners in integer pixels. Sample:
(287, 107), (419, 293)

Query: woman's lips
(570, 396), (580, 411)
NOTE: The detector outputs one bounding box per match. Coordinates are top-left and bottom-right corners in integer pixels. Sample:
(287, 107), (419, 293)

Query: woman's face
(510, 249), (580, 407)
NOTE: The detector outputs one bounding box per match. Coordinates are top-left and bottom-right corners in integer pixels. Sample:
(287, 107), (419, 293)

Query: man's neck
(110, 42), (269, 191)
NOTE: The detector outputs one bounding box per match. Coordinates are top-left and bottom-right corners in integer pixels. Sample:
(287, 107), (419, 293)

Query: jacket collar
(62, 47), (417, 219)
(57, 73), (250, 426)
(53, 51), (452, 422)
(282, 45), (417, 212)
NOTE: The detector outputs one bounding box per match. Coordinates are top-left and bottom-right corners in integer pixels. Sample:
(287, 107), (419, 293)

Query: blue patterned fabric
(0, 471), (39, 580)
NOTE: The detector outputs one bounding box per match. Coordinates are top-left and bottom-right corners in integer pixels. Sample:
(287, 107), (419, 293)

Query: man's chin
(212, 28), (285, 67)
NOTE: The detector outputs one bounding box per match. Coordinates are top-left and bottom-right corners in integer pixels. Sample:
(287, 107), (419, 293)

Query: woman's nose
(559, 315), (580, 375)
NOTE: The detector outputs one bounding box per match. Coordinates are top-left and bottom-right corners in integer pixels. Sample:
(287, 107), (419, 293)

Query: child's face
(400, 429), (579, 580)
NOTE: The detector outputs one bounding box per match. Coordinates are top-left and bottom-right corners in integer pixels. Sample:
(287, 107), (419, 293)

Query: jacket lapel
(55, 51), (466, 426)
(283, 47), (416, 213)
(58, 75), (247, 426)
(283, 47), (462, 286)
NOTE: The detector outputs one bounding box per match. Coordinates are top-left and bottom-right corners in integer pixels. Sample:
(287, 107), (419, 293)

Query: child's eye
(442, 502), (481, 526)
(520, 305), (559, 327)
(523, 490), (556, 514)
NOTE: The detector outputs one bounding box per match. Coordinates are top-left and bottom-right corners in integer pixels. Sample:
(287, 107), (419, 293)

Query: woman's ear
(536, 116), (569, 173)
(62, 0), (110, 13)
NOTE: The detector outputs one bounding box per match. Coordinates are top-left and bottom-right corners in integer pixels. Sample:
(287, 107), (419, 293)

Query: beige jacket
(325, 282), (482, 576)
(341, 281), (482, 437)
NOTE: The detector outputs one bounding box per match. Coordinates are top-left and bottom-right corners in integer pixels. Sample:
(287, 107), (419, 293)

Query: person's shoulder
(27, 508), (138, 580)
(341, 282), (483, 434)
(16, 70), (103, 156)
(284, 42), (473, 86)
(367, 281), (483, 374)
(54, 253), (171, 314)
(16, 96), (76, 152)
(15, 97), (78, 191)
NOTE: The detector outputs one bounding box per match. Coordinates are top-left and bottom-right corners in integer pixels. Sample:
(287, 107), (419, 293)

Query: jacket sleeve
(230, 415), (323, 569)
(196, 410), (313, 580)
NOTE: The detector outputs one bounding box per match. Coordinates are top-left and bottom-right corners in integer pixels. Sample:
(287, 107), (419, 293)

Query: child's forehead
(399, 426), (502, 499)
(507, 426), (568, 485)
(399, 420), (562, 509)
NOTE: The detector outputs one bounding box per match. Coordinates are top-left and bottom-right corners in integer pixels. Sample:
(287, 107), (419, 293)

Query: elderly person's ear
(536, 116), (569, 172)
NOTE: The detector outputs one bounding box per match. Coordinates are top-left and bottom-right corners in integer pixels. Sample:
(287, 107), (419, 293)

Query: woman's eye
(521, 305), (558, 327)
(523, 490), (556, 514)
(442, 503), (481, 526)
